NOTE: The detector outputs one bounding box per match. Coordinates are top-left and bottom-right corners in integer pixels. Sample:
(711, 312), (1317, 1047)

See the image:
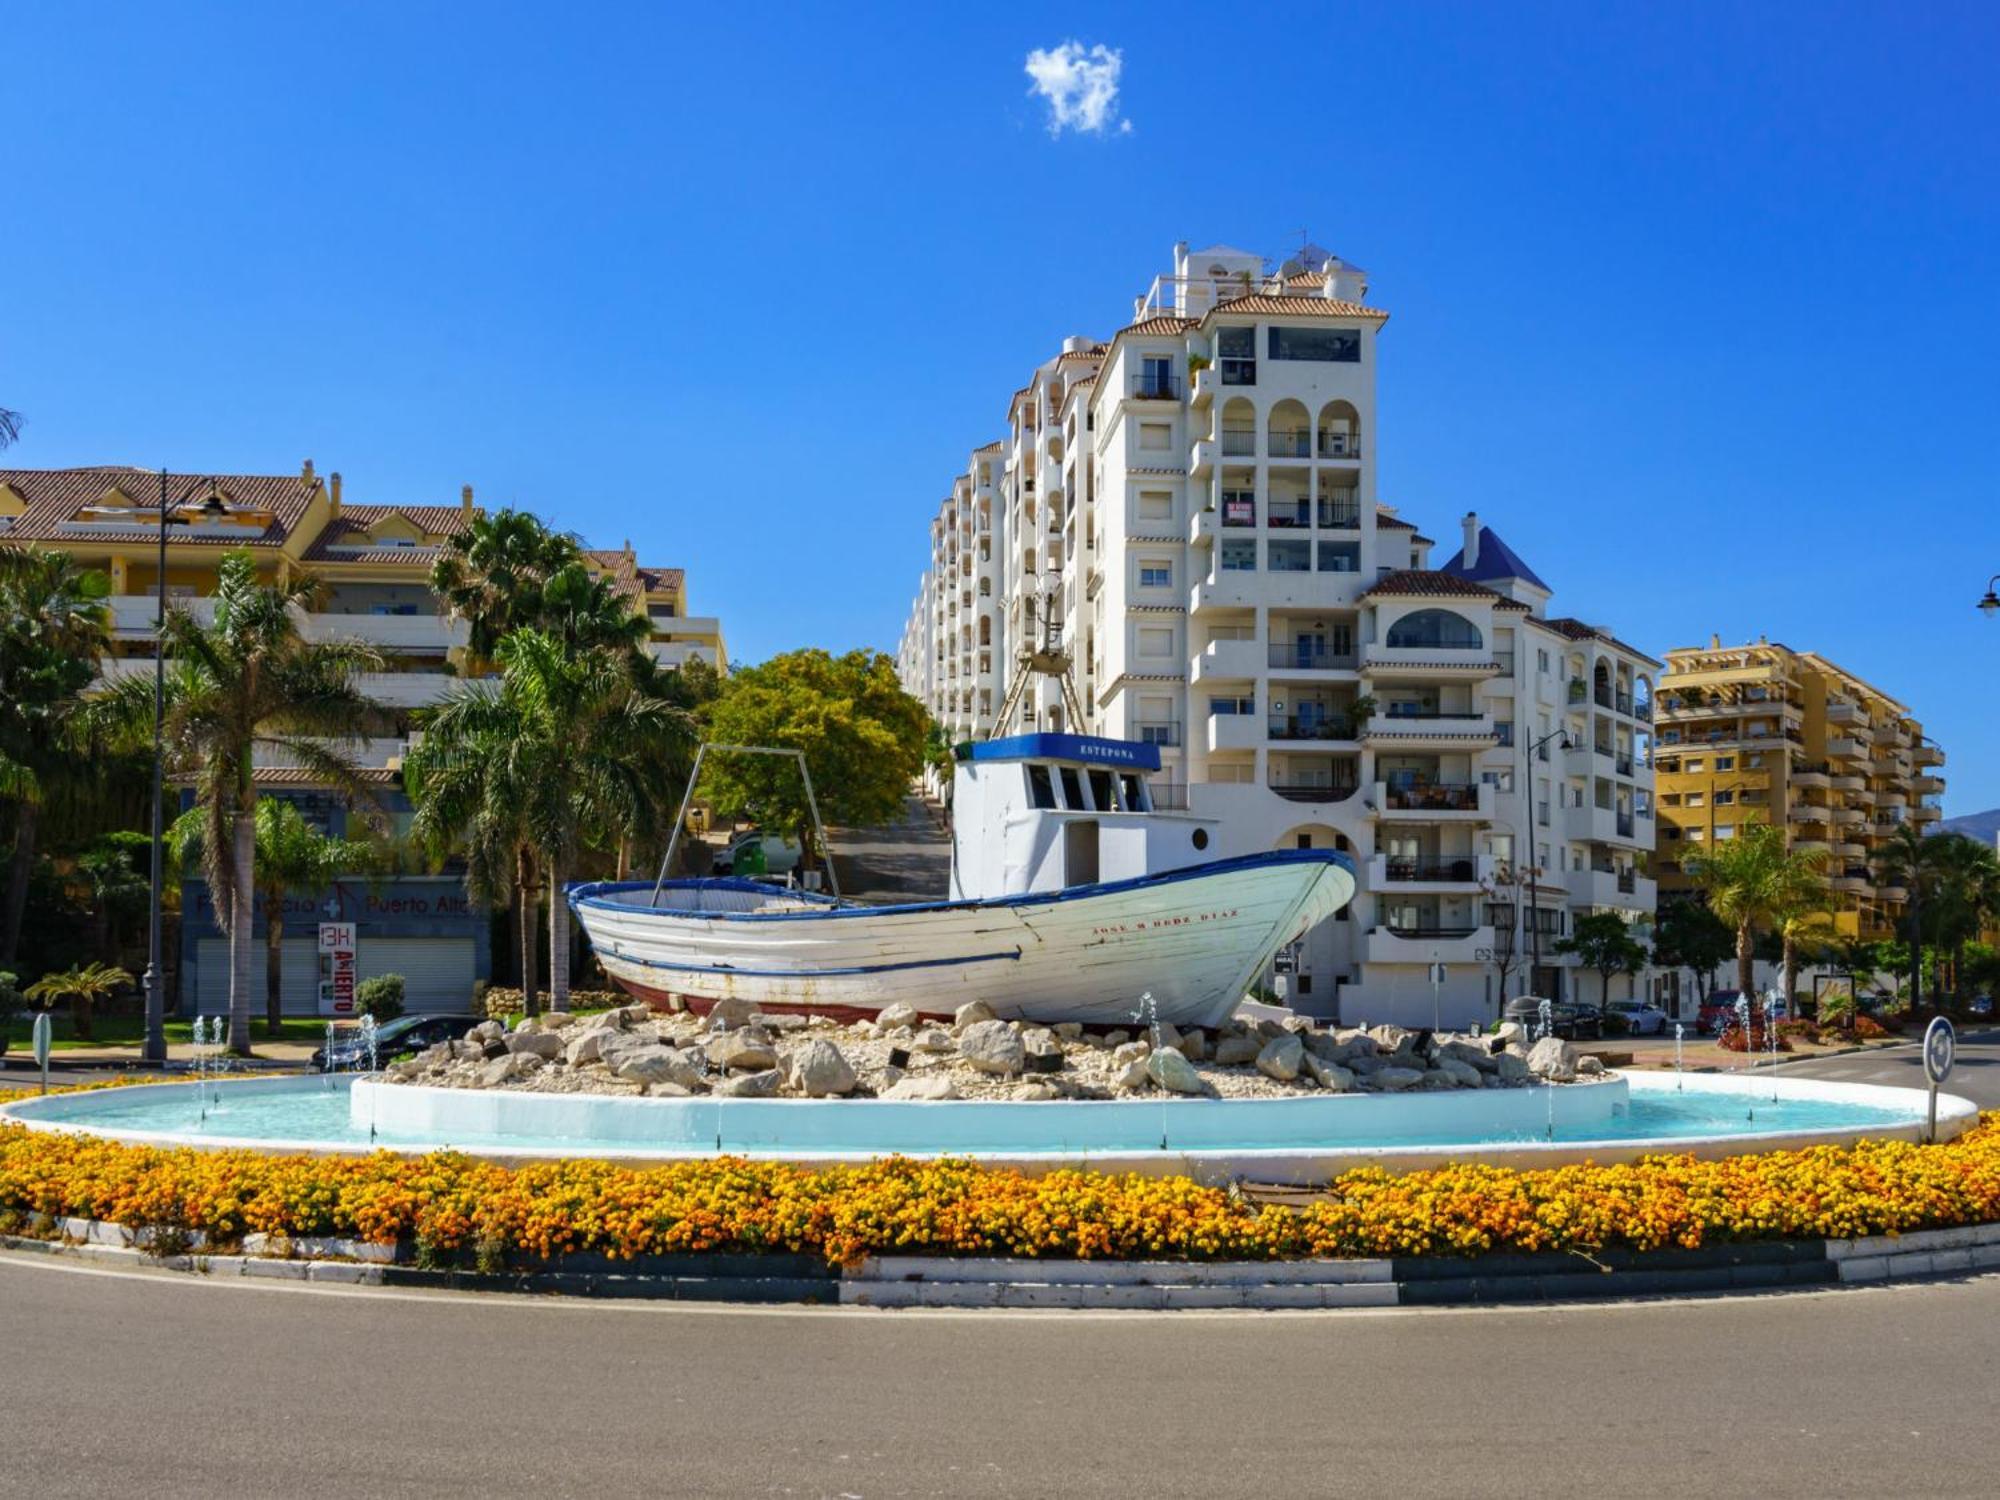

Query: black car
(311, 1013), (484, 1072)
(1502, 996), (1603, 1041)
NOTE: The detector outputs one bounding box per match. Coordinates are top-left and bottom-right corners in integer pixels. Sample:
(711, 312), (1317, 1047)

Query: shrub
(354, 974), (405, 1023)
(1854, 1014), (1891, 1040)
(0, 973), (22, 1028)
(1717, 1023), (1792, 1053)
(1777, 1020), (1818, 1042)
(1817, 990), (1858, 1029)
(1600, 1010), (1631, 1038)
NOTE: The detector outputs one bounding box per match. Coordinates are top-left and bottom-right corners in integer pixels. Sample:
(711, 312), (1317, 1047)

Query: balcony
(1375, 781), (1492, 820)
(1830, 806), (1866, 826)
(1188, 506), (1217, 547)
(1190, 637), (1263, 682)
(1914, 774), (1946, 795)
(1359, 644), (1499, 679)
(1266, 713), (1356, 744)
(354, 671), (458, 708)
(1790, 803), (1831, 825)
(1267, 641), (1359, 673)
(1268, 430), (1314, 460)
(1369, 854), (1492, 890)
(1266, 499), (1313, 529)
(1206, 712), (1264, 754)
(1362, 711), (1498, 749)
(1826, 735), (1867, 762)
(1790, 764), (1832, 789)
(1914, 742), (1946, 768)
(1316, 433), (1361, 461)
(1189, 573), (1263, 613)
(1190, 366), (1216, 407)
(1831, 773), (1867, 793)
(1826, 700), (1862, 724)
(1219, 428), (1258, 458)
(1132, 719), (1182, 748)
(1317, 494), (1361, 528)
(1189, 438), (1216, 478)
(1365, 924), (1494, 966)
(1264, 780), (1362, 806)
(1570, 867), (1655, 911)
(1570, 803), (1642, 845)
(1129, 373), (1182, 401)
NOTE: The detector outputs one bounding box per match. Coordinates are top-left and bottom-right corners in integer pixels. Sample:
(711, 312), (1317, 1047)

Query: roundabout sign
(1923, 1016), (1956, 1141)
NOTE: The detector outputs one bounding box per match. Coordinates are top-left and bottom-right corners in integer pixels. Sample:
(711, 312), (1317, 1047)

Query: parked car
(1607, 999), (1669, 1036)
(1968, 994), (1994, 1018)
(311, 1013), (483, 1072)
(1698, 990), (1748, 1035)
(712, 830), (802, 878)
(1502, 996), (1603, 1041)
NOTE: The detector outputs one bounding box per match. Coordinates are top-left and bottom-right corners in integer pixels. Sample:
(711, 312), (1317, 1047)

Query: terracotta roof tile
(1119, 315), (1195, 337)
(1361, 570), (1508, 602)
(0, 465), (317, 546)
(1207, 293), (1387, 321)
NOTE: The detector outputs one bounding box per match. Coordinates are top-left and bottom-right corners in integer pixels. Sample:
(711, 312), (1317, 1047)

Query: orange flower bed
(0, 1082), (1995, 1266)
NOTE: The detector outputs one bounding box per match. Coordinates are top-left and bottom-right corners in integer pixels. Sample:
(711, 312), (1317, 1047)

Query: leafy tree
(429, 508), (582, 664)
(1770, 856), (1837, 1005)
(0, 546), (113, 965)
(1682, 820), (1827, 1003)
(24, 960), (133, 1042)
(0, 407), (20, 450)
(1554, 910), (1649, 1010)
(1875, 825), (1953, 1010)
(700, 649), (928, 867)
(408, 628), (684, 1010)
(119, 552), (383, 1053)
(1925, 833), (2000, 1000)
(70, 834), (151, 966)
(171, 798), (378, 1035)
(1650, 898), (1734, 1011)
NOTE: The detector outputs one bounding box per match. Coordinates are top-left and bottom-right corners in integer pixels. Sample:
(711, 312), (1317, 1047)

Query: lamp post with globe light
(1978, 576), (1999, 617)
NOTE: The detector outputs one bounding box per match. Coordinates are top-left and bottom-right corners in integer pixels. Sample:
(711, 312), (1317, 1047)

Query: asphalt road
(0, 1032), (1993, 1499)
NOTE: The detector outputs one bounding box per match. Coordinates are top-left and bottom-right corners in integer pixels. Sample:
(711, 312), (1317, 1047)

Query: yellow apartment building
(1653, 636), (1946, 942)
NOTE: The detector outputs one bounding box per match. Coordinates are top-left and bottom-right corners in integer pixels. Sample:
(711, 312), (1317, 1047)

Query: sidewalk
(0, 1041), (316, 1072)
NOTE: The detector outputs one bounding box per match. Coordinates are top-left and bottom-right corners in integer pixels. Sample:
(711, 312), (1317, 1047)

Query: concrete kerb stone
(7, 1211), (2000, 1307)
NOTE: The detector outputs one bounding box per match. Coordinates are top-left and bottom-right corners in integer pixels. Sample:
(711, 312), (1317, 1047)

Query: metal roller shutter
(194, 938), (318, 1016)
(353, 938), (477, 1014)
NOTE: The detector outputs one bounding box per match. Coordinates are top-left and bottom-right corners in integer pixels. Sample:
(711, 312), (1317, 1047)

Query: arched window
(1386, 609), (1483, 649)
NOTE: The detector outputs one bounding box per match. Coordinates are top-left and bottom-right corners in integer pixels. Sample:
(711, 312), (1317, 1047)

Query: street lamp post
(141, 473), (224, 1065)
(1978, 575), (2000, 617)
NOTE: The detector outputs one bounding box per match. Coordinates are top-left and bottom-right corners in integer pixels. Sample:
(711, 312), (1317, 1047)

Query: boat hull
(568, 850), (1354, 1030)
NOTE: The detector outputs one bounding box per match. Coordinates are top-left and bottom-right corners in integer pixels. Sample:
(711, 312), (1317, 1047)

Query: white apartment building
(899, 242), (1659, 1027)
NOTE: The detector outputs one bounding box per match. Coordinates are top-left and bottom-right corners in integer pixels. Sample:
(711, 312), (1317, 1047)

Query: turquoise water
(13, 1077), (1925, 1157)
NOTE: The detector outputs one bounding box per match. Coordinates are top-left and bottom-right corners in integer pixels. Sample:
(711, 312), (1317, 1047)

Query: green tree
(1683, 820), (1827, 1003)
(1875, 825), (1953, 1010)
(1554, 910), (1649, 1010)
(125, 552), (383, 1053)
(429, 508), (581, 664)
(1925, 833), (2000, 1001)
(0, 407), (20, 449)
(171, 798), (378, 1035)
(1650, 898), (1734, 1013)
(1770, 855), (1837, 1005)
(408, 628), (684, 1010)
(70, 833), (151, 967)
(700, 649), (928, 867)
(0, 546), (113, 966)
(24, 960), (133, 1042)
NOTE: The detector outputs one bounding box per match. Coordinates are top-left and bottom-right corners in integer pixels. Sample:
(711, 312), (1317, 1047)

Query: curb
(5, 1218), (1998, 1309)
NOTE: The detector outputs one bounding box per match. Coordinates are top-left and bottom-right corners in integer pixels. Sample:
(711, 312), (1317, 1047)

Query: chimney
(326, 472), (342, 516)
(460, 483), (474, 519)
(1710, 633), (1721, 649)
(1461, 512), (1481, 570)
(301, 458), (315, 482)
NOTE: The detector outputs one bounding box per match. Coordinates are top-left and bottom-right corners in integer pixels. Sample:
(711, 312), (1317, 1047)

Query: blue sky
(5, 3), (1997, 809)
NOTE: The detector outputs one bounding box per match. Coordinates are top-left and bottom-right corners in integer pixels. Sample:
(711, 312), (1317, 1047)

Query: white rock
(1052, 1022), (1084, 1041)
(1576, 1055), (1606, 1076)
(1255, 1034), (1305, 1082)
(875, 1002), (922, 1032)
(539, 1010), (580, 1030)
(1433, 1056), (1484, 1088)
(911, 1027), (957, 1054)
(1526, 1036), (1578, 1083)
(1112, 1056), (1152, 1092)
(705, 997), (758, 1031)
(1372, 1066), (1425, 1091)
(883, 1075), (959, 1101)
(1145, 1047), (1206, 1096)
(1020, 1026), (1061, 1057)
(1110, 1040), (1152, 1066)
(952, 999), (998, 1034)
(613, 1046), (705, 1091)
(1212, 1035), (1263, 1067)
(1175, 1029), (1209, 1063)
(958, 1019), (1026, 1076)
(506, 1031), (564, 1059)
(1014, 1080), (1061, 1102)
(1495, 1051), (1531, 1084)
(1302, 1054), (1354, 1092)
(707, 1029), (778, 1072)
(718, 1068), (781, 1098)
(784, 1038), (858, 1097)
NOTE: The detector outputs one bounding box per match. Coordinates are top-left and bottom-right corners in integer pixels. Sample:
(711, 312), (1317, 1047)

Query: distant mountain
(1939, 808), (2000, 844)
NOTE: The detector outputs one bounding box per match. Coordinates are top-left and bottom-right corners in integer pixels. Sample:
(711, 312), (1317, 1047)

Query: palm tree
(1770, 856), (1837, 1009)
(0, 546), (113, 966)
(1926, 833), (2000, 1002)
(1875, 825), (1951, 1011)
(124, 551), (383, 1054)
(408, 628), (681, 1011)
(0, 407), (21, 450)
(172, 798), (379, 1036)
(24, 960), (133, 1043)
(1682, 820), (1827, 1005)
(430, 509), (581, 664)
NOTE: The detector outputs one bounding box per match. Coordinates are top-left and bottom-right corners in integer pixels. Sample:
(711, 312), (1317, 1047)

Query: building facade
(898, 242), (1660, 1028)
(0, 461), (726, 1012)
(1653, 638), (1946, 943)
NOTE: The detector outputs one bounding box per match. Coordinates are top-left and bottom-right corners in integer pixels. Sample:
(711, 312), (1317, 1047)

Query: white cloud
(1024, 41), (1131, 138)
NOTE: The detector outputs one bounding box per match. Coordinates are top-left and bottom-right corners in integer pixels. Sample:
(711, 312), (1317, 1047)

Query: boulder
(707, 1028), (779, 1072)
(539, 1010), (580, 1030)
(1102, 1029), (1131, 1048)
(1301, 1054), (1354, 1092)
(564, 1031), (612, 1067)
(1336, 1028), (1379, 1057)
(1052, 1022), (1084, 1041)
(1255, 1034), (1305, 1082)
(1213, 1034), (1263, 1067)
(784, 1038), (858, 1097)
(718, 1068), (782, 1098)
(506, 1030), (564, 1060)
(1110, 1040), (1151, 1066)
(952, 999), (998, 1034)
(613, 1046), (706, 1091)
(911, 1027), (957, 1054)
(883, 1075), (959, 1101)
(1495, 1021), (1527, 1046)
(1174, 1028), (1209, 1063)
(1145, 1046), (1206, 1096)
(705, 997), (758, 1031)
(1432, 1056), (1484, 1089)
(1014, 1080), (1062, 1102)
(958, 1019), (1026, 1076)
(1151, 1022), (1183, 1052)
(647, 1081), (693, 1098)
(1494, 1051), (1531, 1085)
(1252, 1018), (1288, 1040)
(1372, 1066), (1426, 1091)
(618, 1004), (652, 1026)
(1576, 1055), (1606, 1077)
(1111, 1056), (1152, 1092)
(1527, 1036), (1578, 1083)
(875, 1001), (922, 1032)
(760, 1012), (809, 1033)
(1301, 1031), (1355, 1064)
(1020, 1026), (1062, 1058)
(478, 1054), (527, 1086)
(1436, 1038), (1499, 1072)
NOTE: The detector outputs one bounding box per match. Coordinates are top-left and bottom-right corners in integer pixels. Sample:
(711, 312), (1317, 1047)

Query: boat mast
(649, 744), (843, 907)
(991, 575), (1086, 736)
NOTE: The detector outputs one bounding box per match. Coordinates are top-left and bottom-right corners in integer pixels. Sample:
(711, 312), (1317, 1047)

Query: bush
(1854, 1014), (1891, 1040)
(1777, 1020), (1819, 1042)
(1600, 1010), (1631, 1038)
(1717, 1023), (1793, 1054)
(0, 972), (22, 1026)
(354, 974), (405, 1023)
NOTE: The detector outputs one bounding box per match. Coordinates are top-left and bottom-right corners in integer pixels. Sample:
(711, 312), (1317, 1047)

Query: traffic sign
(31, 1011), (51, 1095)
(1924, 1016), (1956, 1086)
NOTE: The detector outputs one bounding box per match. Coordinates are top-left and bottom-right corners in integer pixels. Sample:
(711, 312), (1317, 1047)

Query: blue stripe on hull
(602, 947), (1023, 980)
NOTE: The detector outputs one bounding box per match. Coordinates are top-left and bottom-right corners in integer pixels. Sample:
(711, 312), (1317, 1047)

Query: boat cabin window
(1058, 766), (1086, 809)
(1087, 768), (1114, 811)
(1119, 772), (1147, 811)
(1027, 764), (1058, 810)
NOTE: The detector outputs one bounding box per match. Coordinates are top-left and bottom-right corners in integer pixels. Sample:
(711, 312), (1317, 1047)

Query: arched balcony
(1220, 398), (1257, 457)
(1267, 399), (1312, 460)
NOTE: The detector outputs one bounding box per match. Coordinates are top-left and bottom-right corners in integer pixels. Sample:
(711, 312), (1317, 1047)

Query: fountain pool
(0, 1070), (1974, 1181)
